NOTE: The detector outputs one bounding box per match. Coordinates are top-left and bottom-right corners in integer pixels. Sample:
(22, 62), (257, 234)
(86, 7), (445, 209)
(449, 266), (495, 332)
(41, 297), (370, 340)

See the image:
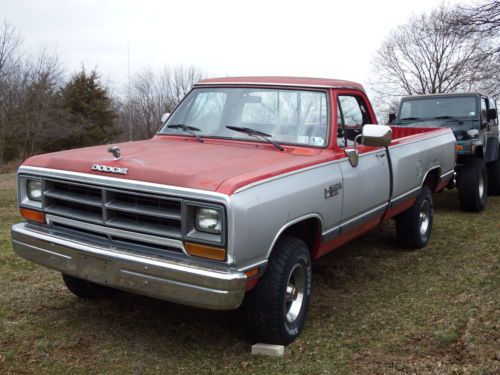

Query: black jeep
(393, 93), (499, 212)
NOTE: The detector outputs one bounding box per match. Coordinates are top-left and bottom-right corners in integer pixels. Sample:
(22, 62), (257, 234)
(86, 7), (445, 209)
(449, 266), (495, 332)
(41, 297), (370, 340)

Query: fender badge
(91, 164), (128, 175)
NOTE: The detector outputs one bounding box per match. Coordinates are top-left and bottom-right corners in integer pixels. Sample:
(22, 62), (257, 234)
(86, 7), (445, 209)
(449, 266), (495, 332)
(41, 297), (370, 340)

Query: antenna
(128, 42), (132, 141)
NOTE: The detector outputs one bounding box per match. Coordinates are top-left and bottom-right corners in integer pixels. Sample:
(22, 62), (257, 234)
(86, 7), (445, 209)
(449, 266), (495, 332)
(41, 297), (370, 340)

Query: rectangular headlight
(18, 176), (42, 210)
(195, 207), (222, 234)
(27, 180), (42, 201)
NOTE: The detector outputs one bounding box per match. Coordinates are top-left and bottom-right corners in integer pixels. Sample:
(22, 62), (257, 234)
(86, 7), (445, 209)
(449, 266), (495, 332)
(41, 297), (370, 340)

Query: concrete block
(251, 343), (285, 357)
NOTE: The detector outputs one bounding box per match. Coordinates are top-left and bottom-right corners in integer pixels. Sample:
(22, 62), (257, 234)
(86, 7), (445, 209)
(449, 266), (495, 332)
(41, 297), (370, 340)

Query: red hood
(23, 136), (334, 195)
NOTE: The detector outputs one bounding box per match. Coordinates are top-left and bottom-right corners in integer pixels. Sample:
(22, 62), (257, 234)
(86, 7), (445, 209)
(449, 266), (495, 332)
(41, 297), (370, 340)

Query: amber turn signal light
(20, 208), (46, 224)
(184, 242), (226, 261)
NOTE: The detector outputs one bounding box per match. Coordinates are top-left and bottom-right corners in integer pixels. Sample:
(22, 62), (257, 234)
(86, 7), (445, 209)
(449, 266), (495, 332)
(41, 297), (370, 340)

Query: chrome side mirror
(161, 112), (170, 124)
(362, 124), (392, 147)
(345, 148), (359, 167)
(344, 125), (392, 168)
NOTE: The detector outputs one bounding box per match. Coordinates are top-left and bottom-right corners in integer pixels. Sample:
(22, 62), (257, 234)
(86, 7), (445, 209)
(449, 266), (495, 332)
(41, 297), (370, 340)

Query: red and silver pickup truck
(12, 77), (456, 345)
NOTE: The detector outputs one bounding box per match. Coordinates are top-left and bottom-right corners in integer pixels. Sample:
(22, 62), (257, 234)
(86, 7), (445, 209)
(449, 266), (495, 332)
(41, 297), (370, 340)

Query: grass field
(0, 172), (498, 374)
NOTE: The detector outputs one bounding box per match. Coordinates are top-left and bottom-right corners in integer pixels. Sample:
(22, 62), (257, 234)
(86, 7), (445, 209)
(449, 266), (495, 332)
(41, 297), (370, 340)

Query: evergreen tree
(57, 68), (118, 149)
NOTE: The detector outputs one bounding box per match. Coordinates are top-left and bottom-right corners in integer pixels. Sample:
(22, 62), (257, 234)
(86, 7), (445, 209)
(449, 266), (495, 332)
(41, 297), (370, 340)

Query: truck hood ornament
(108, 146), (122, 160)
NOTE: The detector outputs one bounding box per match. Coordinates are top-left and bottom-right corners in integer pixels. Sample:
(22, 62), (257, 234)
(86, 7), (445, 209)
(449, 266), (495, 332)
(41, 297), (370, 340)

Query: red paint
(313, 216), (382, 260)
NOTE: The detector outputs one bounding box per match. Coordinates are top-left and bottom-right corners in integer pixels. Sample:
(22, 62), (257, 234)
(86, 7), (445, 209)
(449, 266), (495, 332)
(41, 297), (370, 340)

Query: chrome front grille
(42, 179), (184, 254)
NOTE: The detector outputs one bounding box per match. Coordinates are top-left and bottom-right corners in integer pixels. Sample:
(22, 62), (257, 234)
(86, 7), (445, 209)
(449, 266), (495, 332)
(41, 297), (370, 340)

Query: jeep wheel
(242, 236), (312, 345)
(62, 273), (116, 299)
(396, 185), (433, 249)
(458, 157), (488, 212)
(487, 159), (500, 195)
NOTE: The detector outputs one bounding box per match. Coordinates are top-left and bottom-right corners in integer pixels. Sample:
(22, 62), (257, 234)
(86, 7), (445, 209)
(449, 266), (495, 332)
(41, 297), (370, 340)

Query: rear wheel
(458, 158), (488, 212)
(396, 185), (433, 249)
(487, 159), (500, 195)
(62, 273), (116, 299)
(242, 236), (312, 345)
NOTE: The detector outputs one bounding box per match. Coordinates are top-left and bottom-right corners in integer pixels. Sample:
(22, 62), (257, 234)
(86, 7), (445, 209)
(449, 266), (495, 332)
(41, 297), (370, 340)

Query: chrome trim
(11, 222), (246, 310)
(440, 169), (455, 179)
(321, 203), (388, 242)
(18, 166), (234, 262)
(390, 187), (421, 206)
(18, 166), (231, 204)
(46, 215), (187, 253)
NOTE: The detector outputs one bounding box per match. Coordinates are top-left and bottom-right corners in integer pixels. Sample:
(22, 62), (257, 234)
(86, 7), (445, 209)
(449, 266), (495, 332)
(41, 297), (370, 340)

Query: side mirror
(362, 124), (392, 147)
(388, 113), (396, 124)
(345, 149), (359, 168)
(487, 108), (497, 121)
(161, 113), (170, 123)
(344, 125), (392, 168)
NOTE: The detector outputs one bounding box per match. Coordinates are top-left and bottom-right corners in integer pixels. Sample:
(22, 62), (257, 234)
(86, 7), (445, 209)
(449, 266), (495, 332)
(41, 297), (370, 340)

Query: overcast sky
(2, 0), (465, 94)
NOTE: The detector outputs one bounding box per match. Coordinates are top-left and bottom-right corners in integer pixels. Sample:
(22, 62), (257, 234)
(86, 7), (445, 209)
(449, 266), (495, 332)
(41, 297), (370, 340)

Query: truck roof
(401, 92), (486, 100)
(196, 76), (365, 91)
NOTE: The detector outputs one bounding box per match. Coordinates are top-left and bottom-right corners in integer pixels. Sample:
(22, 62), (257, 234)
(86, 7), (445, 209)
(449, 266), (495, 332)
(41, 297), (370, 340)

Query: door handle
(376, 153), (386, 158)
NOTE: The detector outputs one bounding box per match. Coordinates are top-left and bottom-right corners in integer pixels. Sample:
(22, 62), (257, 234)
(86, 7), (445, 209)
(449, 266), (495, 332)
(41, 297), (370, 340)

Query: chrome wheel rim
(284, 263), (305, 324)
(419, 200), (431, 237)
(478, 173), (485, 199)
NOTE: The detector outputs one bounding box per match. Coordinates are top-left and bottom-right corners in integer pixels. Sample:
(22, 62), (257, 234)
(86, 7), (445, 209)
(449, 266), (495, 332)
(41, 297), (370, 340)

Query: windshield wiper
(434, 116), (463, 124)
(400, 117), (421, 121)
(167, 124), (203, 142)
(226, 126), (284, 151)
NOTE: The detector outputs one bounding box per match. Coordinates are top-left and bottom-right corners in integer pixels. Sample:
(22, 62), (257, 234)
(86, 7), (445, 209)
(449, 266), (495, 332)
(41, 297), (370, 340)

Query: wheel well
(423, 168), (440, 193)
(280, 217), (322, 256)
(475, 145), (484, 159)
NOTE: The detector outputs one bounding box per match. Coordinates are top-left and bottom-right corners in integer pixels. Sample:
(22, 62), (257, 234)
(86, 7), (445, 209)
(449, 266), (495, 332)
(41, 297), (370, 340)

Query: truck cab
(395, 93), (500, 211)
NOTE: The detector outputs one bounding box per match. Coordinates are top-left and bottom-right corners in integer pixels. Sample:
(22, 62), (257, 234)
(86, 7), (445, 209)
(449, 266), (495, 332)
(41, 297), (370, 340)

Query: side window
(481, 97), (488, 124)
(489, 98), (498, 125)
(337, 95), (367, 147)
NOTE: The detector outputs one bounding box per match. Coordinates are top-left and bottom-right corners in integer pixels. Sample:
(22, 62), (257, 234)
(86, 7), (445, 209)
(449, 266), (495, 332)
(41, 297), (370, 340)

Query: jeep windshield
(158, 87), (329, 147)
(397, 96), (479, 129)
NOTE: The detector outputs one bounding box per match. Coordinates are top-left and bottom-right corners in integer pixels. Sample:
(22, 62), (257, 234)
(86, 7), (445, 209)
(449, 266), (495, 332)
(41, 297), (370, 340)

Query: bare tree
(126, 65), (204, 140)
(452, 0), (500, 38)
(370, 4), (499, 121)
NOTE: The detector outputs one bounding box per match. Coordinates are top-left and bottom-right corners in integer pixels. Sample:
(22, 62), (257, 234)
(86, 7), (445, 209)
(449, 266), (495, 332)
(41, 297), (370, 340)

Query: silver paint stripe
(234, 149), (384, 194)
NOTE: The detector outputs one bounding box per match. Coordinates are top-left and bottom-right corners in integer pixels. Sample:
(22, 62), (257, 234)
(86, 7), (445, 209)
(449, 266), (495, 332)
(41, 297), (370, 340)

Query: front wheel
(242, 236), (312, 345)
(62, 273), (116, 299)
(396, 185), (433, 249)
(458, 158), (488, 212)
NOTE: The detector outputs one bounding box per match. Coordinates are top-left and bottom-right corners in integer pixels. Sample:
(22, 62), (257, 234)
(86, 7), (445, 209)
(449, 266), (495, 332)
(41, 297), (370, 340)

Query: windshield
(159, 87), (329, 147)
(397, 96), (478, 128)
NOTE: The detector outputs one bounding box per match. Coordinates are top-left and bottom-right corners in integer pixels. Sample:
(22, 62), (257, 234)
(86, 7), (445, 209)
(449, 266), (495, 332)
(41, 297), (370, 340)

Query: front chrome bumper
(11, 222), (247, 310)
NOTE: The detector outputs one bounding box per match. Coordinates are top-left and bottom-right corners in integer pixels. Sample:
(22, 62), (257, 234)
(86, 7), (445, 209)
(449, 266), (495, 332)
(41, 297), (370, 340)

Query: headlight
(195, 207), (222, 233)
(27, 180), (42, 201)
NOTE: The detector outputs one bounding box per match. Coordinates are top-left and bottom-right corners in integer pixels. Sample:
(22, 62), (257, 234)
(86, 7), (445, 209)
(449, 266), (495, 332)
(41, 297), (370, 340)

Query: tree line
(0, 1), (498, 164)
(0, 19), (203, 164)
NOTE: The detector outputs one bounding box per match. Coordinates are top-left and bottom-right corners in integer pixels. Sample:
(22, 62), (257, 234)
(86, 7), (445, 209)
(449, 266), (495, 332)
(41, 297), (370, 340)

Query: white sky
(2, 0), (465, 95)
